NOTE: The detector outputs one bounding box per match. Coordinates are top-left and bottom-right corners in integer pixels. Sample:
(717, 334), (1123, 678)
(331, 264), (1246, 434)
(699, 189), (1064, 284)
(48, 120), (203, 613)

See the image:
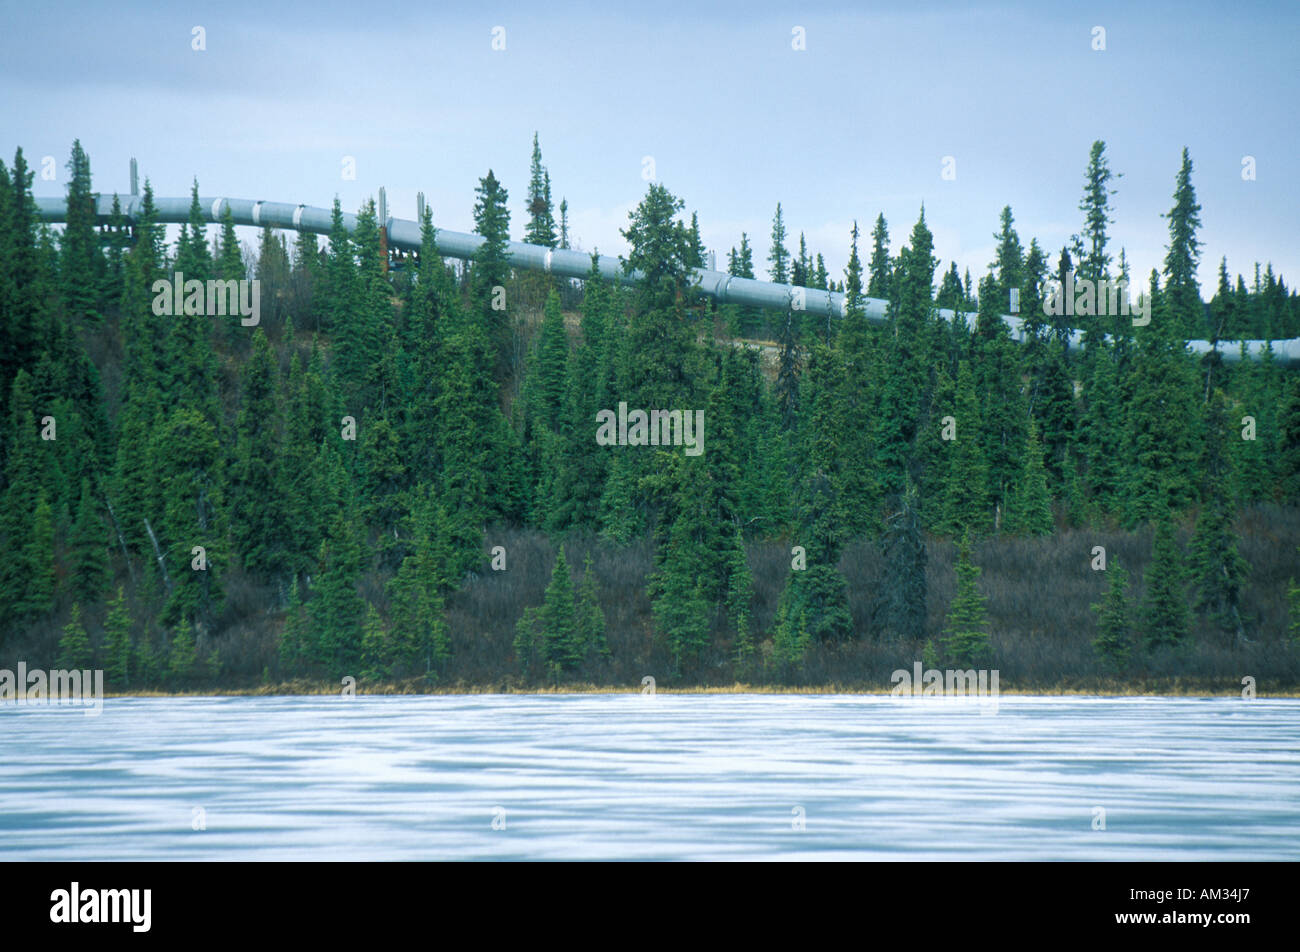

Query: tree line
(1, 136), (1299, 689)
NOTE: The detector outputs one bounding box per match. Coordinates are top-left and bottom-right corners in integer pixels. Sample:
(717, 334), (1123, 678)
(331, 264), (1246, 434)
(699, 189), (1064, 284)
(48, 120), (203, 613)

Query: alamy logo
(50, 882), (151, 932)
(890, 662), (1000, 714)
(1042, 272), (1149, 327)
(595, 402), (705, 456)
(152, 271), (260, 326)
(0, 663), (103, 716)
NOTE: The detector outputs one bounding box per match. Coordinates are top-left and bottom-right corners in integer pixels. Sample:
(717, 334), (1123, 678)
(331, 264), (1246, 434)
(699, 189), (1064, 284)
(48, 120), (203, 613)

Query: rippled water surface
(1, 695), (1297, 860)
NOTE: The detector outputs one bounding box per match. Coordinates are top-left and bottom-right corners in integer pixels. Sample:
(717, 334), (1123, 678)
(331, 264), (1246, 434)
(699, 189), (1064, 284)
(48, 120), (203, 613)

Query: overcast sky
(3, 0), (1296, 296)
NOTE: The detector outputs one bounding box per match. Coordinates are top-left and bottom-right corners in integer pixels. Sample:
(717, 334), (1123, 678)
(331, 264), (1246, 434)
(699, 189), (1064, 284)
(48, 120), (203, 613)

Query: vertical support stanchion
(378, 186), (389, 273)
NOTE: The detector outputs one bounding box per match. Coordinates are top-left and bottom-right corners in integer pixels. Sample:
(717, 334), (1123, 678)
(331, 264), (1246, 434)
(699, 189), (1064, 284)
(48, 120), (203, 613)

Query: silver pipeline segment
(34, 192), (1300, 367)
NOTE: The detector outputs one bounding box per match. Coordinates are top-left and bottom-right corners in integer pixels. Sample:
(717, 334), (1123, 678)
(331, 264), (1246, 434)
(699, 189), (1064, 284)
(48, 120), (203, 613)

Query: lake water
(1, 695), (1296, 860)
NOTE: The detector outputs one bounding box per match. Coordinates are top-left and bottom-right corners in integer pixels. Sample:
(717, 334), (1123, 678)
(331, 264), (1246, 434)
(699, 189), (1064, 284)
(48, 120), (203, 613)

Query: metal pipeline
(34, 192), (1300, 366)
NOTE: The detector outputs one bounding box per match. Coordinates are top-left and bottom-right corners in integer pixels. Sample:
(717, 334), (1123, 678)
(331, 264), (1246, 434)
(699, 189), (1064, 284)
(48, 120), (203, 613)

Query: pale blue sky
(3, 0), (1296, 295)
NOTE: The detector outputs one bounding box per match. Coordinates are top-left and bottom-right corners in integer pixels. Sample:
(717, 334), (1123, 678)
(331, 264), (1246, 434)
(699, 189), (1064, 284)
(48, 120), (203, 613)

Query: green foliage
(56, 603), (93, 670)
(310, 512), (366, 677)
(769, 600), (811, 678)
(867, 213), (891, 301)
(524, 133), (557, 248)
(940, 532), (990, 666)
(1, 138), (1298, 692)
(726, 529), (754, 673)
(61, 139), (103, 326)
(515, 545), (587, 679)
(386, 489), (453, 677)
(1288, 568), (1300, 646)
(69, 478), (110, 602)
(575, 555), (608, 661)
(1162, 148), (1204, 339)
(768, 203), (789, 284)
(1189, 390), (1249, 645)
(102, 586), (132, 688)
(1076, 140), (1118, 285)
(359, 603), (388, 681)
(940, 361), (989, 536)
(471, 169), (512, 370)
(1140, 516), (1190, 652)
(1004, 419), (1054, 536)
(1091, 562), (1132, 670)
(873, 484), (928, 640)
(18, 491), (57, 620)
(168, 618), (199, 682)
(279, 577), (311, 673)
(1279, 375), (1300, 504)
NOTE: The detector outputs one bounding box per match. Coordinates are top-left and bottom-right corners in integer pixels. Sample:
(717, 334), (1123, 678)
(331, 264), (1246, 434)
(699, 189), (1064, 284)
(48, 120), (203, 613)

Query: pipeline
(33, 190), (1300, 367)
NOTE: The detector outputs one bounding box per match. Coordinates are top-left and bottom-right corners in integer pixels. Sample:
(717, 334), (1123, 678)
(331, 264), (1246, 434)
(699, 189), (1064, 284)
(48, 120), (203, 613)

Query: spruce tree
(175, 178), (211, 281)
(1287, 567), (1300, 646)
(56, 603), (93, 670)
(872, 483), (927, 641)
(1091, 562), (1132, 670)
(1140, 515), (1190, 651)
(527, 288), (569, 431)
(1162, 147), (1204, 340)
(168, 618), (199, 682)
(68, 477), (109, 602)
(768, 202), (789, 283)
(940, 361), (989, 536)
(992, 205), (1024, 308)
(386, 488), (452, 676)
(1004, 418), (1054, 536)
(61, 139), (102, 326)
(471, 170), (512, 373)
(102, 586), (132, 688)
(515, 545), (583, 679)
(216, 204), (244, 282)
(726, 528), (755, 673)
(310, 511), (366, 677)
(228, 329), (290, 578)
(867, 213), (891, 301)
(524, 133), (557, 248)
(940, 531), (990, 666)
(18, 491), (56, 620)
(770, 601), (812, 678)
(1277, 374), (1300, 504)
(279, 576), (311, 674)
(575, 554), (608, 661)
(359, 603), (389, 681)
(1189, 390), (1249, 646)
(1077, 140), (1119, 285)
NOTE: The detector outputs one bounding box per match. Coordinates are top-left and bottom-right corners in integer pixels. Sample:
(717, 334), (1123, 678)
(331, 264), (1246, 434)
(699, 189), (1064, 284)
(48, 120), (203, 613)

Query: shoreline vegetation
(3, 138), (1300, 696)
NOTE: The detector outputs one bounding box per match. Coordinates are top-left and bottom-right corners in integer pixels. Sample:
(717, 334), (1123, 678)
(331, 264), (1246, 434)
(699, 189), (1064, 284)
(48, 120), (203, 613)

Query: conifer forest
(3, 137), (1299, 692)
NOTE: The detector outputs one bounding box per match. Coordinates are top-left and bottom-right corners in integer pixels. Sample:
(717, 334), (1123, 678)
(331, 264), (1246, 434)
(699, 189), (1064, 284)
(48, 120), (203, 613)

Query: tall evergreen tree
(768, 202), (789, 283)
(102, 586), (132, 687)
(1140, 515), (1190, 651)
(471, 169), (513, 375)
(228, 329), (290, 578)
(872, 483), (927, 641)
(1004, 418), (1054, 536)
(939, 361), (989, 536)
(1076, 140), (1119, 285)
(60, 139), (103, 326)
(1189, 390), (1249, 646)
(992, 205), (1024, 309)
(1162, 147), (1205, 340)
(867, 213), (891, 301)
(1091, 562), (1132, 670)
(524, 133), (557, 248)
(56, 603), (93, 670)
(940, 531), (990, 666)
